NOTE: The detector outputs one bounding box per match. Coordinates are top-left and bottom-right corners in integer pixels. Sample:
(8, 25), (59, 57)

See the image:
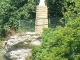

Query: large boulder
(4, 32), (42, 60)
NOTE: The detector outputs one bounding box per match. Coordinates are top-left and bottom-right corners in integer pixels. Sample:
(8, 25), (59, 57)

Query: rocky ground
(4, 32), (42, 60)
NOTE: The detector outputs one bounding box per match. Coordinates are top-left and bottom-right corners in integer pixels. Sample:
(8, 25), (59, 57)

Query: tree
(0, 0), (36, 37)
(62, 0), (80, 20)
(47, 0), (63, 17)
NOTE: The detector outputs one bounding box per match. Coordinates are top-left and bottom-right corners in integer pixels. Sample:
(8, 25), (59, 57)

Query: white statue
(39, 0), (45, 6)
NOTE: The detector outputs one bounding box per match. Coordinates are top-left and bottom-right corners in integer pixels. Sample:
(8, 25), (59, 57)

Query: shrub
(32, 17), (80, 60)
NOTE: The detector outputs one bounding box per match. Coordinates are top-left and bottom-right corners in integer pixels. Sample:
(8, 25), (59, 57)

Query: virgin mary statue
(39, 0), (45, 6)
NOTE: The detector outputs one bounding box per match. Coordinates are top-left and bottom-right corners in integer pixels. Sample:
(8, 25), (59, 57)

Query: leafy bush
(32, 17), (80, 60)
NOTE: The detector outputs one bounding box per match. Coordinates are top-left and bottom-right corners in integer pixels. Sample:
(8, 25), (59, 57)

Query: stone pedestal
(35, 5), (48, 32)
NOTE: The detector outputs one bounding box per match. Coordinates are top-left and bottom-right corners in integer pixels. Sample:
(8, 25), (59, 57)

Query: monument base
(35, 5), (48, 32)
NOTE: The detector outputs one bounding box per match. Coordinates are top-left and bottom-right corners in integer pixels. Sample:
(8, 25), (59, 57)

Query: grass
(0, 41), (5, 60)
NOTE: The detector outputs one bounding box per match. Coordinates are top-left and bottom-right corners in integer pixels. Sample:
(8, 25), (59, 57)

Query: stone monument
(35, 0), (48, 32)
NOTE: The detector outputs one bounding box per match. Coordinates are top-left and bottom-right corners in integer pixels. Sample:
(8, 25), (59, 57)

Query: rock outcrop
(4, 32), (42, 60)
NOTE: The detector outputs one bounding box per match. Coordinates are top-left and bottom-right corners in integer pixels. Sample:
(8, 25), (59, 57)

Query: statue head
(39, 0), (45, 6)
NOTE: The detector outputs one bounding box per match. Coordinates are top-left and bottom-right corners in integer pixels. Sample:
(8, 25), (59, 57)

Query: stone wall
(35, 6), (48, 32)
(4, 32), (42, 60)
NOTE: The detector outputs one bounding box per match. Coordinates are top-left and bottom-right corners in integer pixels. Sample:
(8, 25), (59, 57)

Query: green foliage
(48, 0), (63, 17)
(0, 0), (36, 37)
(32, 17), (80, 60)
(62, 0), (80, 20)
(0, 41), (5, 60)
